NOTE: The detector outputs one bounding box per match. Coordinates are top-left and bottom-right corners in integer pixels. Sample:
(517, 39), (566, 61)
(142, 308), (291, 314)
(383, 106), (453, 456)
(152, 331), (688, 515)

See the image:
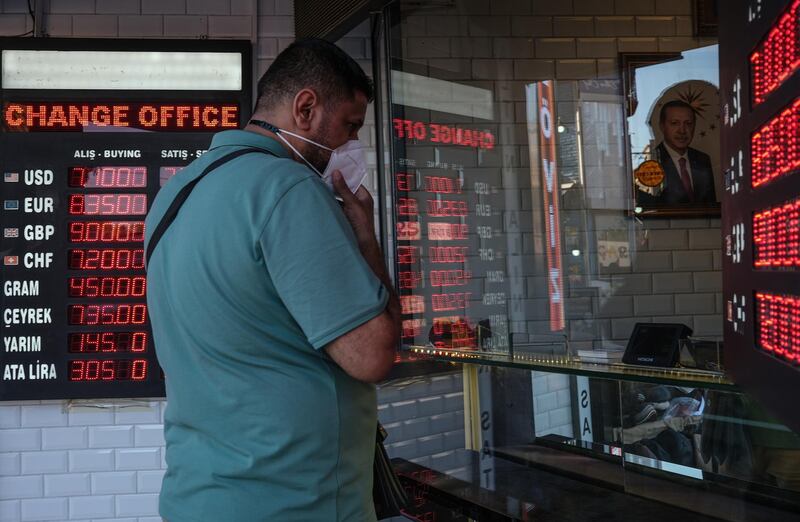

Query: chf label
(23, 252), (53, 268)
(24, 169), (53, 186)
(24, 225), (54, 241)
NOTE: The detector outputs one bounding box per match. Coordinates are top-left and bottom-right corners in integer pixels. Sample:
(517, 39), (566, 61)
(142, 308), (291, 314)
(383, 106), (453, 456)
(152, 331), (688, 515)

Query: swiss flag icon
(4, 255), (19, 266)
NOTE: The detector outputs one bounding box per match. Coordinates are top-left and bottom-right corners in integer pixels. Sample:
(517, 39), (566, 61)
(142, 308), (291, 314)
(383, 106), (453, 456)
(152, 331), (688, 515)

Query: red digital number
(402, 318), (425, 338)
(68, 304), (147, 325)
(427, 199), (468, 217)
(396, 221), (421, 240)
(400, 295), (425, 315)
(69, 221), (145, 243)
(428, 223), (468, 241)
(750, 0), (800, 105)
(432, 316), (476, 349)
(431, 292), (471, 312)
(751, 98), (800, 188)
(430, 269), (471, 287)
(397, 197), (419, 216)
(68, 248), (145, 270)
(69, 276), (147, 297)
(429, 246), (468, 264)
(69, 166), (147, 188)
(397, 246), (419, 265)
(396, 173), (414, 192)
(68, 359), (148, 381)
(755, 292), (800, 364)
(68, 194), (147, 215)
(398, 271), (423, 289)
(68, 332), (147, 353)
(424, 176), (462, 194)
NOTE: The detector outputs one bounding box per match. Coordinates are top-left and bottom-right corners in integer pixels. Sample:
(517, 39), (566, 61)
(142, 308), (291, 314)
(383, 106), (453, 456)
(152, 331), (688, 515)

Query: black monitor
(622, 323), (693, 367)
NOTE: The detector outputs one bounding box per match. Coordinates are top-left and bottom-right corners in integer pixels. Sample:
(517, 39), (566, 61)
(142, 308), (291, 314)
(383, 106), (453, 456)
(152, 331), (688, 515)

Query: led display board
(721, 1), (800, 432)
(0, 38), (251, 400)
(391, 111), (511, 353)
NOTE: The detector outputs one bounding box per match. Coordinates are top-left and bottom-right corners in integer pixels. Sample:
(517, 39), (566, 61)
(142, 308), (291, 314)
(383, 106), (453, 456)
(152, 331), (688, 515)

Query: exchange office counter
(386, 354), (800, 522)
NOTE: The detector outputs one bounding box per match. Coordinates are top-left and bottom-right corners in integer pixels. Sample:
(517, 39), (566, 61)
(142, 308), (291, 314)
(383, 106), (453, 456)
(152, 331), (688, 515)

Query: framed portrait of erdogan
(623, 46), (722, 217)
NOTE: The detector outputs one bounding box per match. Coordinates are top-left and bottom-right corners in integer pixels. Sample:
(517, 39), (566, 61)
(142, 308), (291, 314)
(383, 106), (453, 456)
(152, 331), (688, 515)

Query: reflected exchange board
(0, 38), (251, 400)
(391, 109), (513, 353)
(720, 1), (800, 431)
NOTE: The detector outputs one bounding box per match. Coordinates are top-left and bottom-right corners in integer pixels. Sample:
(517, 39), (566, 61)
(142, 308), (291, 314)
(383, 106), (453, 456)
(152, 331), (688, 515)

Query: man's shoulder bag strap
(145, 147), (272, 266)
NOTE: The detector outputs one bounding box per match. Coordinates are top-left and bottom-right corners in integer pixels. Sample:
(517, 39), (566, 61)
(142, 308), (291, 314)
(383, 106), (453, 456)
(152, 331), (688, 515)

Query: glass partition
(375, 1), (799, 520)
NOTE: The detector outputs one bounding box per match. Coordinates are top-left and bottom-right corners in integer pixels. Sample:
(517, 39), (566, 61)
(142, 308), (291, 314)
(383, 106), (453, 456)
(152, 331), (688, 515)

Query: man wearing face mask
(145, 38), (401, 522)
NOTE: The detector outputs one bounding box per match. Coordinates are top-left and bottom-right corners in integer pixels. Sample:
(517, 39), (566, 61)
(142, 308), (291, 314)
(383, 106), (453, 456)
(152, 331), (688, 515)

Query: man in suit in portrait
(637, 100), (717, 206)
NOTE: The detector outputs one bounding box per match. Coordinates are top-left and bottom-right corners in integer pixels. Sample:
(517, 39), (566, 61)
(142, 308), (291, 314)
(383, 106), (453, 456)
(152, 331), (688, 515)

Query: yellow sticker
(635, 160), (665, 187)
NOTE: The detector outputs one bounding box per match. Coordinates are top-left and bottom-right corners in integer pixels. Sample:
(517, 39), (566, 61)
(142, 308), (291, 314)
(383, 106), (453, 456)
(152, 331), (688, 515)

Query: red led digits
(431, 292), (471, 312)
(427, 199), (468, 217)
(69, 221), (145, 243)
(400, 295), (425, 315)
(424, 176), (462, 194)
(401, 318), (425, 338)
(428, 223), (468, 241)
(68, 193), (147, 215)
(68, 359), (148, 381)
(398, 271), (423, 289)
(396, 173), (415, 192)
(397, 246), (419, 264)
(397, 198), (419, 216)
(396, 221), (421, 240)
(432, 316), (476, 349)
(68, 249), (145, 270)
(430, 269), (471, 287)
(429, 246), (468, 264)
(753, 197), (800, 268)
(755, 292), (800, 364)
(750, 0), (800, 105)
(751, 98), (800, 187)
(69, 166), (147, 188)
(68, 332), (147, 353)
(68, 304), (147, 325)
(68, 276), (147, 298)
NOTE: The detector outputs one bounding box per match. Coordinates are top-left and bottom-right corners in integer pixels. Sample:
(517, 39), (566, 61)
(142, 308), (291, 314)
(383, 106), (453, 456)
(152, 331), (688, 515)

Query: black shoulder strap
(146, 147), (272, 266)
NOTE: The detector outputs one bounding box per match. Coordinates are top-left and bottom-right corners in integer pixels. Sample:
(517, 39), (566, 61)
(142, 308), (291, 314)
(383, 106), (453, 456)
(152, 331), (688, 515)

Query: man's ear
(292, 88), (318, 131)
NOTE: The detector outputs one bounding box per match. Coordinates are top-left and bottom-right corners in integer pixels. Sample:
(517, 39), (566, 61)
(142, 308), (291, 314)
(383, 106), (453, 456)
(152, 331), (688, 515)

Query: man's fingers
(353, 186), (373, 207)
(332, 171), (356, 203)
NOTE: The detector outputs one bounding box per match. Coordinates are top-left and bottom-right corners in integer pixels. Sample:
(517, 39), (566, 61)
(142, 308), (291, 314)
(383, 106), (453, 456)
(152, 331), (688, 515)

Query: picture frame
(621, 50), (722, 218)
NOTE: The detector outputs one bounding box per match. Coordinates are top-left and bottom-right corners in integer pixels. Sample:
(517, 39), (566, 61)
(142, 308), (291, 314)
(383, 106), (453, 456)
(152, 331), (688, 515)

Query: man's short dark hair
(256, 38), (374, 111)
(659, 99), (696, 124)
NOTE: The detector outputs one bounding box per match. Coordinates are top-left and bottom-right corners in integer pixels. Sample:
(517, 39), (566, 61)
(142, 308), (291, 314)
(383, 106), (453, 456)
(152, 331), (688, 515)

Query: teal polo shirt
(145, 130), (388, 522)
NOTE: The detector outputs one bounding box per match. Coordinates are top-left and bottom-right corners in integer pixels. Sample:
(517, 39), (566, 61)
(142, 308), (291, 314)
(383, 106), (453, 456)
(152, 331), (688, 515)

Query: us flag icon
(4, 172), (19, 183)
(4, 255), (19, 266)
(4, 228), (19, 238)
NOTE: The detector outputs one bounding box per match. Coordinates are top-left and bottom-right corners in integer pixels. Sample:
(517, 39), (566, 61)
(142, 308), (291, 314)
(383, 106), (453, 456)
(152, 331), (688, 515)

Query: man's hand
(332, 170), (375, 246)
(325, 170), (402, 383)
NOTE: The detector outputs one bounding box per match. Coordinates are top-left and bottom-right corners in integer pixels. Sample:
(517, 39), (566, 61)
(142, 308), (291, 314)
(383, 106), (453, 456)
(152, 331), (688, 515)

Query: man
(637, 100), (716, 206)
(145, 39), (400, 521)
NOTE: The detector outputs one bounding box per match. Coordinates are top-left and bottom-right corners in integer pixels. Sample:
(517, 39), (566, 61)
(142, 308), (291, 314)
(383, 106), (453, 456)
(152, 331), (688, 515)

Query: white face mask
(250, 119), (368, 193)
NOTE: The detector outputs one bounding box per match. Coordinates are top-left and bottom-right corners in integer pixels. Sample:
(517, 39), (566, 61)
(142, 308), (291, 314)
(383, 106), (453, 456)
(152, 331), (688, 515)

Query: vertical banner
(526, 82), (566, 331)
